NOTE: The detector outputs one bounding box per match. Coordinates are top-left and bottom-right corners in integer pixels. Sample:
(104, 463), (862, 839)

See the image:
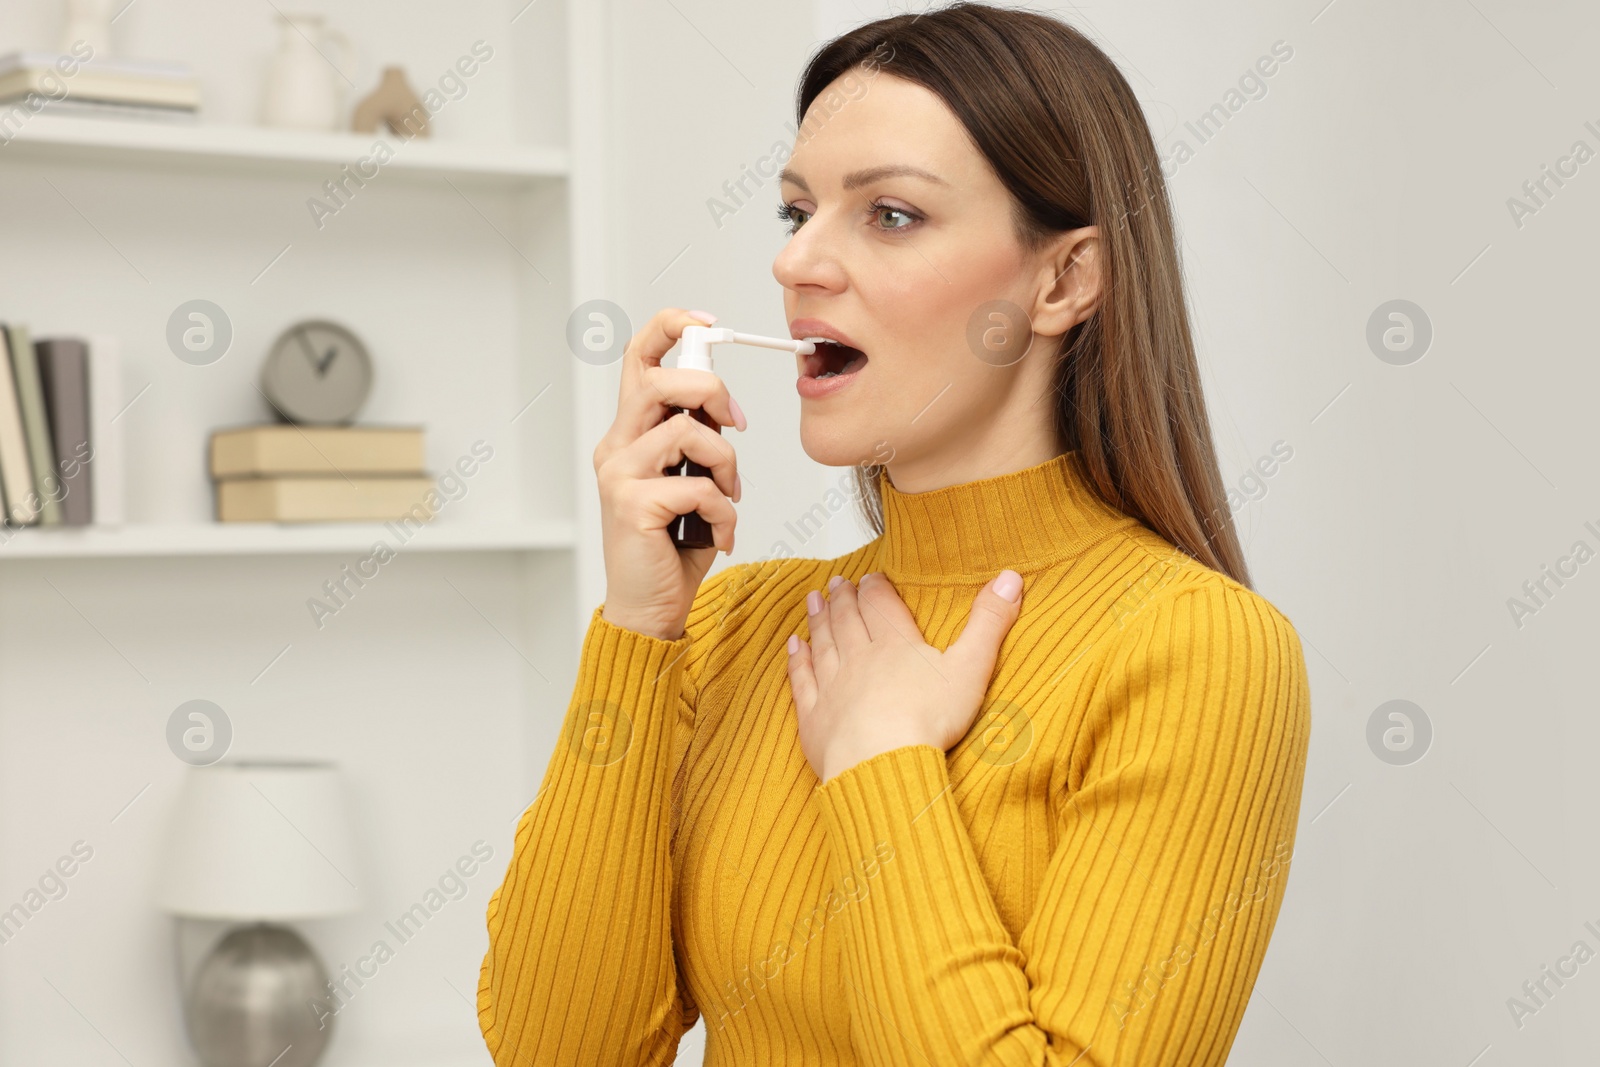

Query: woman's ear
(1031, 225), (1102, 337)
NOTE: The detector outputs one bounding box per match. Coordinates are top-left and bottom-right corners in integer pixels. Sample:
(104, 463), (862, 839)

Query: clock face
(261, 320), (374, 425)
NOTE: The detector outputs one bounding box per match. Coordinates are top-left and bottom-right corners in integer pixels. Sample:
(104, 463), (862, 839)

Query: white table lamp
(156, 760), (363, 1067)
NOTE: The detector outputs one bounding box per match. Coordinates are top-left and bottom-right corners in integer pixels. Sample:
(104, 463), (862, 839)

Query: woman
(479, 4), (1310, 1065)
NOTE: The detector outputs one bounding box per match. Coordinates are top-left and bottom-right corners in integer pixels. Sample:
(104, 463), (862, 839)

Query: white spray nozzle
(678, 325), (816, 373)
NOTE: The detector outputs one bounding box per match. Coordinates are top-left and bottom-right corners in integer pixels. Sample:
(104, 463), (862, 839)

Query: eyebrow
(778, 164), (950, 194)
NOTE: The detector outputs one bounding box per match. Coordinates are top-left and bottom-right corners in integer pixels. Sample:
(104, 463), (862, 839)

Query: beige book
(216, 476), (436, 523)
(210, 425), (425, 478)
(0, 326), (39, 524)
(7, 324), (62, 526)
(0, 68), (200, 110)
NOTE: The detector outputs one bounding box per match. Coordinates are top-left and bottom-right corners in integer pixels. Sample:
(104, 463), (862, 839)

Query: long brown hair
(798, 2), (1252, 588)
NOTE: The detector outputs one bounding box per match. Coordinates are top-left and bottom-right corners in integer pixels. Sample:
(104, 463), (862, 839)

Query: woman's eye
(873, 203), (918, 230)
(776, 202), (809, 234)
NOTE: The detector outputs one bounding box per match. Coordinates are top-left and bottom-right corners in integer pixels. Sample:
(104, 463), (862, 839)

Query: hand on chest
(783, 569), (1026, 784)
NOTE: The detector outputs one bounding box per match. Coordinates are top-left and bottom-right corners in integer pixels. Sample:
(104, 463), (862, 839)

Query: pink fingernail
(994, 570), (1023, 603)
(728, 395), (747, 431)
(807, 590), (822, 615)
(787, 634), (800, 655)
(688, 309), (718, 324)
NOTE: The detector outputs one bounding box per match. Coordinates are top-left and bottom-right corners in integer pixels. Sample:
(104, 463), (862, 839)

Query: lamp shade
(156, 760), (362, 920)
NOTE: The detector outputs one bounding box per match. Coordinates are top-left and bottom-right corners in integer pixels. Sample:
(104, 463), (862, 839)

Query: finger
(615, 310), (739, 438)
(621, 307), (707, 375)
(597, 306), (702, 471)
(785, 635), (815, 717)
(949, 570), (1024, 676)
(824, 575), (871, 650)
(604, 307), (724, 441)
(854, 572), (919, 644)
(610, 409), (739, 500)
(636, 365), (742, 437)
(805, 585), (836, 667)
(621, 475), (738, 553)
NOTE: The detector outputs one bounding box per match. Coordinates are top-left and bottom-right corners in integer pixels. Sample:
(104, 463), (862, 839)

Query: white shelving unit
(0, 517), (576, 557)
(1, 113), (570, 187)
(0, 112), (584, 565)
(0, 2), (610, 1064)
(0, 104), (585, 573)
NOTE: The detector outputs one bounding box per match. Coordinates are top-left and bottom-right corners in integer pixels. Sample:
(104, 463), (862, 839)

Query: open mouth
(801, 338), (869, 379)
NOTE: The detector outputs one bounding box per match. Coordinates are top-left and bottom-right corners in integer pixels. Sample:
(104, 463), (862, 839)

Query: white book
(86, 333), (124, 526)
(0, 51), (195, 82)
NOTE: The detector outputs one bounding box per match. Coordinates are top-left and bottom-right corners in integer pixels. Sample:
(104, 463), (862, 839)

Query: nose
(772, 211), (847, 296)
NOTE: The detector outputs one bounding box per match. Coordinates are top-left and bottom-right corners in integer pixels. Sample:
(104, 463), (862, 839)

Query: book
(6, 324), (62, 525)
(210, 425), (426, 478)
(35, 338), (92, 525)
(0, 325), (40, 525)
(0, 52), (194, 81)
(86, 334), (123, 526)
(0, 52), (200, 111)
(16, 97), (199, 123)
(216, 476), (438, 523)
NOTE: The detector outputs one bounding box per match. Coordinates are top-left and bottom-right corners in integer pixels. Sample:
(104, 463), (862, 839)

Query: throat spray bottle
(664, 326), (816, 549)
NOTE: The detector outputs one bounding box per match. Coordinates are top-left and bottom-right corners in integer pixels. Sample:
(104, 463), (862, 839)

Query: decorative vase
(261, 12), (354, 130)
(352, 66), (431, 139)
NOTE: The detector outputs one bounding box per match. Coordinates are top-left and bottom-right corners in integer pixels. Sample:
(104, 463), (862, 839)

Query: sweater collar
(873, 450), (1138, 580)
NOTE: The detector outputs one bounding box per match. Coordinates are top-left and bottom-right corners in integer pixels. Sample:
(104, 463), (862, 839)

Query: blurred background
(0, 0), (1595, 1064)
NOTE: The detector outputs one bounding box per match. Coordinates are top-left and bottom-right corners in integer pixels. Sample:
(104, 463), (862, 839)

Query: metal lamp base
(183, 922), (333, 1067)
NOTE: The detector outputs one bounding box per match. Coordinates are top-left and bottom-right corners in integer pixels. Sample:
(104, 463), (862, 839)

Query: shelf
(0, 115), (569, 187)
(0, 519), (576, 559)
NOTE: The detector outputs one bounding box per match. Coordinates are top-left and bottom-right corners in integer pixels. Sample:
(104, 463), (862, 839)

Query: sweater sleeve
(478, 570), (740, 1066)
(809, 582), (1312, 1067)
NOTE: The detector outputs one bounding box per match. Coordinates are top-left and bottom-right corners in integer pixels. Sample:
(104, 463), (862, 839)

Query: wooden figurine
(351, 66), (431, 139)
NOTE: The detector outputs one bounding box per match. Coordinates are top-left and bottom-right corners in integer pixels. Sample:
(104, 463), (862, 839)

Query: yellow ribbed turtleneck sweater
(478, 450), (1312, 1066)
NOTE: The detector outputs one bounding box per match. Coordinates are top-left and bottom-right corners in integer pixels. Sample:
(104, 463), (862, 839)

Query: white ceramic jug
(261, 12), (354, 130)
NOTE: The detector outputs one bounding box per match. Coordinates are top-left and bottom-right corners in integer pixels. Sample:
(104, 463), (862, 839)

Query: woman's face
(774, 69), (1099, 488)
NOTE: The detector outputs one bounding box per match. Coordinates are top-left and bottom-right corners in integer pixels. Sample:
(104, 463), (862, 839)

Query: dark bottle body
(662, 405), (720, 549)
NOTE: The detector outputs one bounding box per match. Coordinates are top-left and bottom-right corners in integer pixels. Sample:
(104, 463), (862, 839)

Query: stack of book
(0, 51), (201, 123)
(209, 425), (437, 523)
(0, 325), (123, 528)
